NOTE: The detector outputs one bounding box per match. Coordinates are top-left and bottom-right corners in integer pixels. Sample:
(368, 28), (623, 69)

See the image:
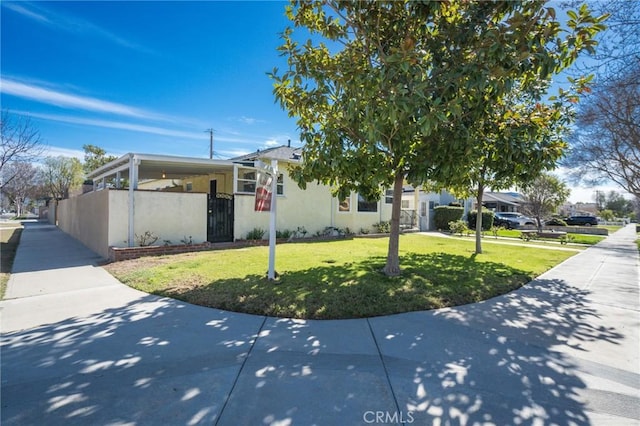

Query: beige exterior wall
(184, 172), (232, 194)
(57, 190), (110, 258)
(233, 168), (393, 239)
(332, 193), (393, 233)
(136, 172), (233, 194)
(107, 190), (207, 248)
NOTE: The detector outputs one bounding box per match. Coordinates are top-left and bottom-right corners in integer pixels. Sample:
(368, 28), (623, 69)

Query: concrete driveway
(1, 222), (638, 425)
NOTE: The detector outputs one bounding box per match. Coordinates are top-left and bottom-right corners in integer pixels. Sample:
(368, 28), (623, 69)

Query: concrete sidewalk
(1, 222), (638, 425)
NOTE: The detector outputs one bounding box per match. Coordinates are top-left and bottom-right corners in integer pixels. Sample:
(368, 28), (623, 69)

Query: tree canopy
(40, 156), (84, 200)
(0, 111), (44, 187)
(83, 144), (117, 176)
(272, 0), (605, 275)
(521, 173), (571, 229)
(564, 0), (639, 199)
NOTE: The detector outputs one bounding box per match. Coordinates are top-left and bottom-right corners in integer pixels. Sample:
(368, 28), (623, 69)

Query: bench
(520, 230), (567, 240)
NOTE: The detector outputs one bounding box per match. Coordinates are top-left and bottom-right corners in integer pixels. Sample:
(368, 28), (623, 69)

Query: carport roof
(87, 153), (234, 182)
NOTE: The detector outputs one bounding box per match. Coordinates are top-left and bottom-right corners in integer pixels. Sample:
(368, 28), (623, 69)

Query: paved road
(1, 222), (638, 425)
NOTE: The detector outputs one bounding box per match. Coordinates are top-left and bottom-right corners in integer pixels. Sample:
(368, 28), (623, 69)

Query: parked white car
(493, 212), (536, 229)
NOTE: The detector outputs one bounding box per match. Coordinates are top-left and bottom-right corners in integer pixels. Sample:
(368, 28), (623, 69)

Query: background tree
(83, 144), (116, 175)
(0, 162), (39, 216)
(564, 1), (639, 198)
(564, 0), (638, 85)
(565, 68), (639, 198)
(40, 156), (84, 200)
(602, 190), (634, 217)
(0, 111), (44, 187)
(521, 174), (571, 229)
(447, 84), (581, 254)
(273, 1), (604, 274)
(593, 190), (606, 211)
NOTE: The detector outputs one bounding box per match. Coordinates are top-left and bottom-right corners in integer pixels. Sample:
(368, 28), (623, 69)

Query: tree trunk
(475, 183), (484, 254)
(383, 172), (404, 277)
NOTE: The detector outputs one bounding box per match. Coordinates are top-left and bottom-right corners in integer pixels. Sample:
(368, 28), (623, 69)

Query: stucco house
(401, 187), (472, 231)
(480, 192), (524, 213)
(51, 146), (393, 259)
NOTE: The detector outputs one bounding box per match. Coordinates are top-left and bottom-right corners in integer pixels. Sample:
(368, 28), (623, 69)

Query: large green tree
(83, 144), (117, 175)
(520, 173), (571, 228)
(272, 1), (604, 275)
(40, 156), (84, 200)
(447, 80), (589, 253)
(0, 162), (40, 216)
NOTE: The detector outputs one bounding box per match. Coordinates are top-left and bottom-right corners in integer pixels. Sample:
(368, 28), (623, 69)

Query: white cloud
(2, 78), (170, 122)
(2, 2), (153, 54)
(2, 2), (50, 24)
(554, 166), (632, 203)
(41, 146), (85, 160)
(19, 111), (206, 140)
(217, 148), (252, 159)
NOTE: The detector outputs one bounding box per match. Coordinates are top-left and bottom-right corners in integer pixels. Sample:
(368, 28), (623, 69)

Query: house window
(236, 167), (257, 194)
(276, 173), (284, 195)
(357, 194), (377, 212)
(420, 201), (427, 217)
(235, 166), (284, 195)
(401, 200), (410, 209)
(385, 189), (393, 204)
(186, 182), (193, 192)
(429, 201), (438, 210)
(338, 196), (351, 212)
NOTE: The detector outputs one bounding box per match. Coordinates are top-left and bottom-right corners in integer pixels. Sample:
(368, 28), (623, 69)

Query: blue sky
(1, 1), (298, 160)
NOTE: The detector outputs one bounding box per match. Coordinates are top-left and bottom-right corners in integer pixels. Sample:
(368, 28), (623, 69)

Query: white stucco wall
(107, 190), (207, 248)
(233, 169), (393, 239)
(56, 190), (110, 258)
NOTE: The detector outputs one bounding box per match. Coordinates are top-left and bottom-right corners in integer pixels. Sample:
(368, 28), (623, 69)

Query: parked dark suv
(565, 215), (598, 226)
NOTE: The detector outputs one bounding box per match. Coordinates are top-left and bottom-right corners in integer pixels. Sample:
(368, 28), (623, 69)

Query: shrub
(489, 225), (504, 238)
(545, 218), (567, 226)
(434, 206), (464, 230)
(294, 226), (308, 238)
(135, 231), (159, 247)
(467, 210), (494, 231)
(373, 221), (391, 233)
(448, 220), (468, 236)
(520, 231), (536, 241)
(246, 227), (266, 240)
(560, 234), (575, 245)
(276, 229), (292, 239)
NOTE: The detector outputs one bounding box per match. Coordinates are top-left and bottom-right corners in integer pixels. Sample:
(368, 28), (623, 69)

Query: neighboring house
(401, 187), (472, 231)
(480, 192), (524, 213)
(51, 146), (393, 259)
(559, 202), (599, 217)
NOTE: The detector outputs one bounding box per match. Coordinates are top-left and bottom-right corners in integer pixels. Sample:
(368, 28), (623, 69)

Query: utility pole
(205, 128), (214, 159)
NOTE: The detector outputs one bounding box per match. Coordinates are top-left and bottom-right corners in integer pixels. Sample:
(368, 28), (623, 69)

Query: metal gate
(207, 193), (234, 243)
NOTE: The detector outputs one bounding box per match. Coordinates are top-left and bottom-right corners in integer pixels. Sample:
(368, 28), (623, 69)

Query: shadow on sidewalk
(370, 278), (629, 425)
(1, 295), (263, 425)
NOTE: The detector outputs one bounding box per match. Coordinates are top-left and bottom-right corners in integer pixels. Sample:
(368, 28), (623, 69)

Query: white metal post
(268, 159), (278, 280)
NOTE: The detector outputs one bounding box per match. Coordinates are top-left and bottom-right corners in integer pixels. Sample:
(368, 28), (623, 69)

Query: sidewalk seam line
(366, 318), (403, 422)
(215, 315), (267, 426)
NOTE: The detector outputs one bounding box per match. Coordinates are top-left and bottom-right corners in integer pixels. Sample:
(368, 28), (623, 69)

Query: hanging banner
(254, 167), (274, 212)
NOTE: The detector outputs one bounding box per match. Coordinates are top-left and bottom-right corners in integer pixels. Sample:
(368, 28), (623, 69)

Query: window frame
(357, 194), (378, 213)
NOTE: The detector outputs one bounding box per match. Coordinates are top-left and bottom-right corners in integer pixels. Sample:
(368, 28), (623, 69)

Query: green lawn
(105, 234), (577, 319)
(466, 229), (605, 245)
(0, 224), (23, 299)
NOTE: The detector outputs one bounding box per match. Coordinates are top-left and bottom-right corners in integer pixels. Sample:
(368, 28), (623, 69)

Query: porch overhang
(87, 153), (235, 184)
